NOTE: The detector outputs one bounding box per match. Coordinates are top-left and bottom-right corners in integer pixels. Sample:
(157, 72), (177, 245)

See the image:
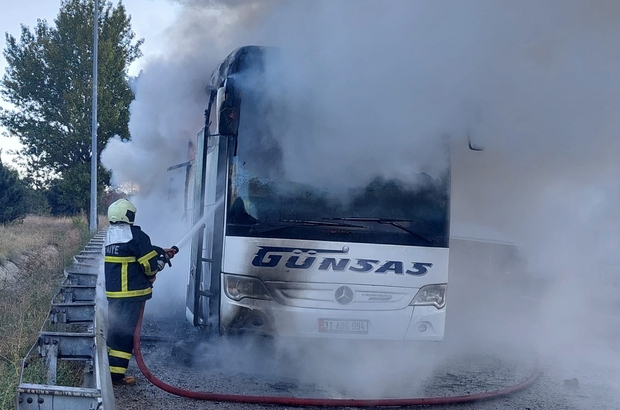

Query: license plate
(318, 319), (369, 334)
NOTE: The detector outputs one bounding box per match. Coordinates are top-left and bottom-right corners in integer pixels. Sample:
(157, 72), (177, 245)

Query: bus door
(188, 96), (229, 330)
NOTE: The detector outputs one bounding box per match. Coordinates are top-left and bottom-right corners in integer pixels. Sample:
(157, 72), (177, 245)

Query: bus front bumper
(220, 298), (445, 341)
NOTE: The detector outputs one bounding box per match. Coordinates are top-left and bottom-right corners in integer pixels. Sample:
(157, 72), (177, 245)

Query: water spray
(173, 197), (225, 249)
(174, 213), (208, 249)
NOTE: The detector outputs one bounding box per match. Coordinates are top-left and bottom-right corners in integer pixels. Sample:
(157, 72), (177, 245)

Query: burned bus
(186, 46), (463, 341)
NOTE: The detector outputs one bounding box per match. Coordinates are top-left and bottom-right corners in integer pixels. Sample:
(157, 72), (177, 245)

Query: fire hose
(133, 303), (541, 406)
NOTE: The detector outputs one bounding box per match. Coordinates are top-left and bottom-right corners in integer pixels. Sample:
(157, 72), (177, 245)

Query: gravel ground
(113, 266), (620, 410)
(115, 333), (620, 410)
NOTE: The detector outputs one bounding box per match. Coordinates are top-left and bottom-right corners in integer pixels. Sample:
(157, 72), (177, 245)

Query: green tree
(0, 0), (143, 214)
(0, 154), (27, 223)
(22, 187), (51, 215)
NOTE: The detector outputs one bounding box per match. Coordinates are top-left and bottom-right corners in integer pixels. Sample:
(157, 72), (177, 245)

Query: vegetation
(0, 0), (143, 215)
(0, 0), (140, 404)
(0, 154), (55, 223)
(0, 215), (90, 410)
(0, 156), (27, 224)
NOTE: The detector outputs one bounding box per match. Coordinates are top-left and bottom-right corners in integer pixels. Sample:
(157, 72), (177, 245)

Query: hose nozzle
(164, 246), (180, 267)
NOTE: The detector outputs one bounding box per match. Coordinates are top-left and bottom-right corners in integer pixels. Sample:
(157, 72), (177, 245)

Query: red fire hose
(133, 303), (541, 406)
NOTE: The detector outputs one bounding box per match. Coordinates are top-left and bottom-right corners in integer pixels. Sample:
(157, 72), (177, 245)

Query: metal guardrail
(16, 230), (116, 410)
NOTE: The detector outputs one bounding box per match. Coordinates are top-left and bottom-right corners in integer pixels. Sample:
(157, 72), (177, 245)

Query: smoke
(101, 0), (620, 401)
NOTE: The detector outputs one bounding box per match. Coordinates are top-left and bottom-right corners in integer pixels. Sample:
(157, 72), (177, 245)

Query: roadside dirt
(0, 245), (61, 288)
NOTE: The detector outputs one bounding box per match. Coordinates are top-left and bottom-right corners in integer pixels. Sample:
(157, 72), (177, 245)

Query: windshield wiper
(249, 219), (369, 235)
(323, 217), (438, 246)
(282, 219), (370, 227)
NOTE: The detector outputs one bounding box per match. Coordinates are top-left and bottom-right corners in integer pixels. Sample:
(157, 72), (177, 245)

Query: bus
(185, 45), (473, 341)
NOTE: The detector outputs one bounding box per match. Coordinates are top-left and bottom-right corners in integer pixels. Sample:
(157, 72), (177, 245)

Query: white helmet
(108, 199), (137, 224)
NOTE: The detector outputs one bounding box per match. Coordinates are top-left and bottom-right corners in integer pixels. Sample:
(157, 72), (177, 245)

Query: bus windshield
(223, 52), (449, 248)
(227, 172), (449, 247)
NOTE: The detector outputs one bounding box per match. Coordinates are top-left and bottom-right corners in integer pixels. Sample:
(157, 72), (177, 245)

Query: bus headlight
(224, 274), (273, 301)
(410, 284), (446, 309)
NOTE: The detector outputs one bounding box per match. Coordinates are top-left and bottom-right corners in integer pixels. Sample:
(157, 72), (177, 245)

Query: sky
(0, 0), (181, 165)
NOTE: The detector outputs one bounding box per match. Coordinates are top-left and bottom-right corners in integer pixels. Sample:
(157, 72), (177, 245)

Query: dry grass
(0, 215), (91, 410)
(0, 215), (89, 264)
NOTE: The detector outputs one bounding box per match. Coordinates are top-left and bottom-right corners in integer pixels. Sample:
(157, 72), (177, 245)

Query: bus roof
(209, 45), (270, 90)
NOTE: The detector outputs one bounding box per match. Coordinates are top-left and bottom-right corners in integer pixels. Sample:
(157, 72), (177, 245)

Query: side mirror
(217, 78), (240, 137)
(462, 102), (485, 151)
(467, 131), (484, 151)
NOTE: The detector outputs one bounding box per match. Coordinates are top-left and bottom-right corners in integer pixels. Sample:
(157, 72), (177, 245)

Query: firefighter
(104, 198), (176, 386)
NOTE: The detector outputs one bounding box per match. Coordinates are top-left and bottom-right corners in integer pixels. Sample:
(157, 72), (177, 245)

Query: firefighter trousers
(106, 299), (144, 381)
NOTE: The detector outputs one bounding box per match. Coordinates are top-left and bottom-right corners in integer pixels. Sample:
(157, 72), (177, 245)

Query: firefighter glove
(157, 252), (172, 271)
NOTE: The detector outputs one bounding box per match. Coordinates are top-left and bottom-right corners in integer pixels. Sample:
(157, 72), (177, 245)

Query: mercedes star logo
(335, 286), (354, 305)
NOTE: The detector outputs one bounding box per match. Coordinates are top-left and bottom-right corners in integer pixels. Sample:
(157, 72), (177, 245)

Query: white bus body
(185, 46), (455, 341)
(220, 237), (448, 340)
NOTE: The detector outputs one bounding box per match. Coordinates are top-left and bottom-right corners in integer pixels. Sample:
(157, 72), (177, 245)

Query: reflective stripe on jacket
(104, 224), (164, 301)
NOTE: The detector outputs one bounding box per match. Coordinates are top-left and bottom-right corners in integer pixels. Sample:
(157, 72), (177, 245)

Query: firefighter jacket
(104, 223), (165, 301)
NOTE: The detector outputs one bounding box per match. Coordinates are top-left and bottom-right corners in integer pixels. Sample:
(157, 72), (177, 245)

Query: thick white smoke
(101, 0), (620, 400)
